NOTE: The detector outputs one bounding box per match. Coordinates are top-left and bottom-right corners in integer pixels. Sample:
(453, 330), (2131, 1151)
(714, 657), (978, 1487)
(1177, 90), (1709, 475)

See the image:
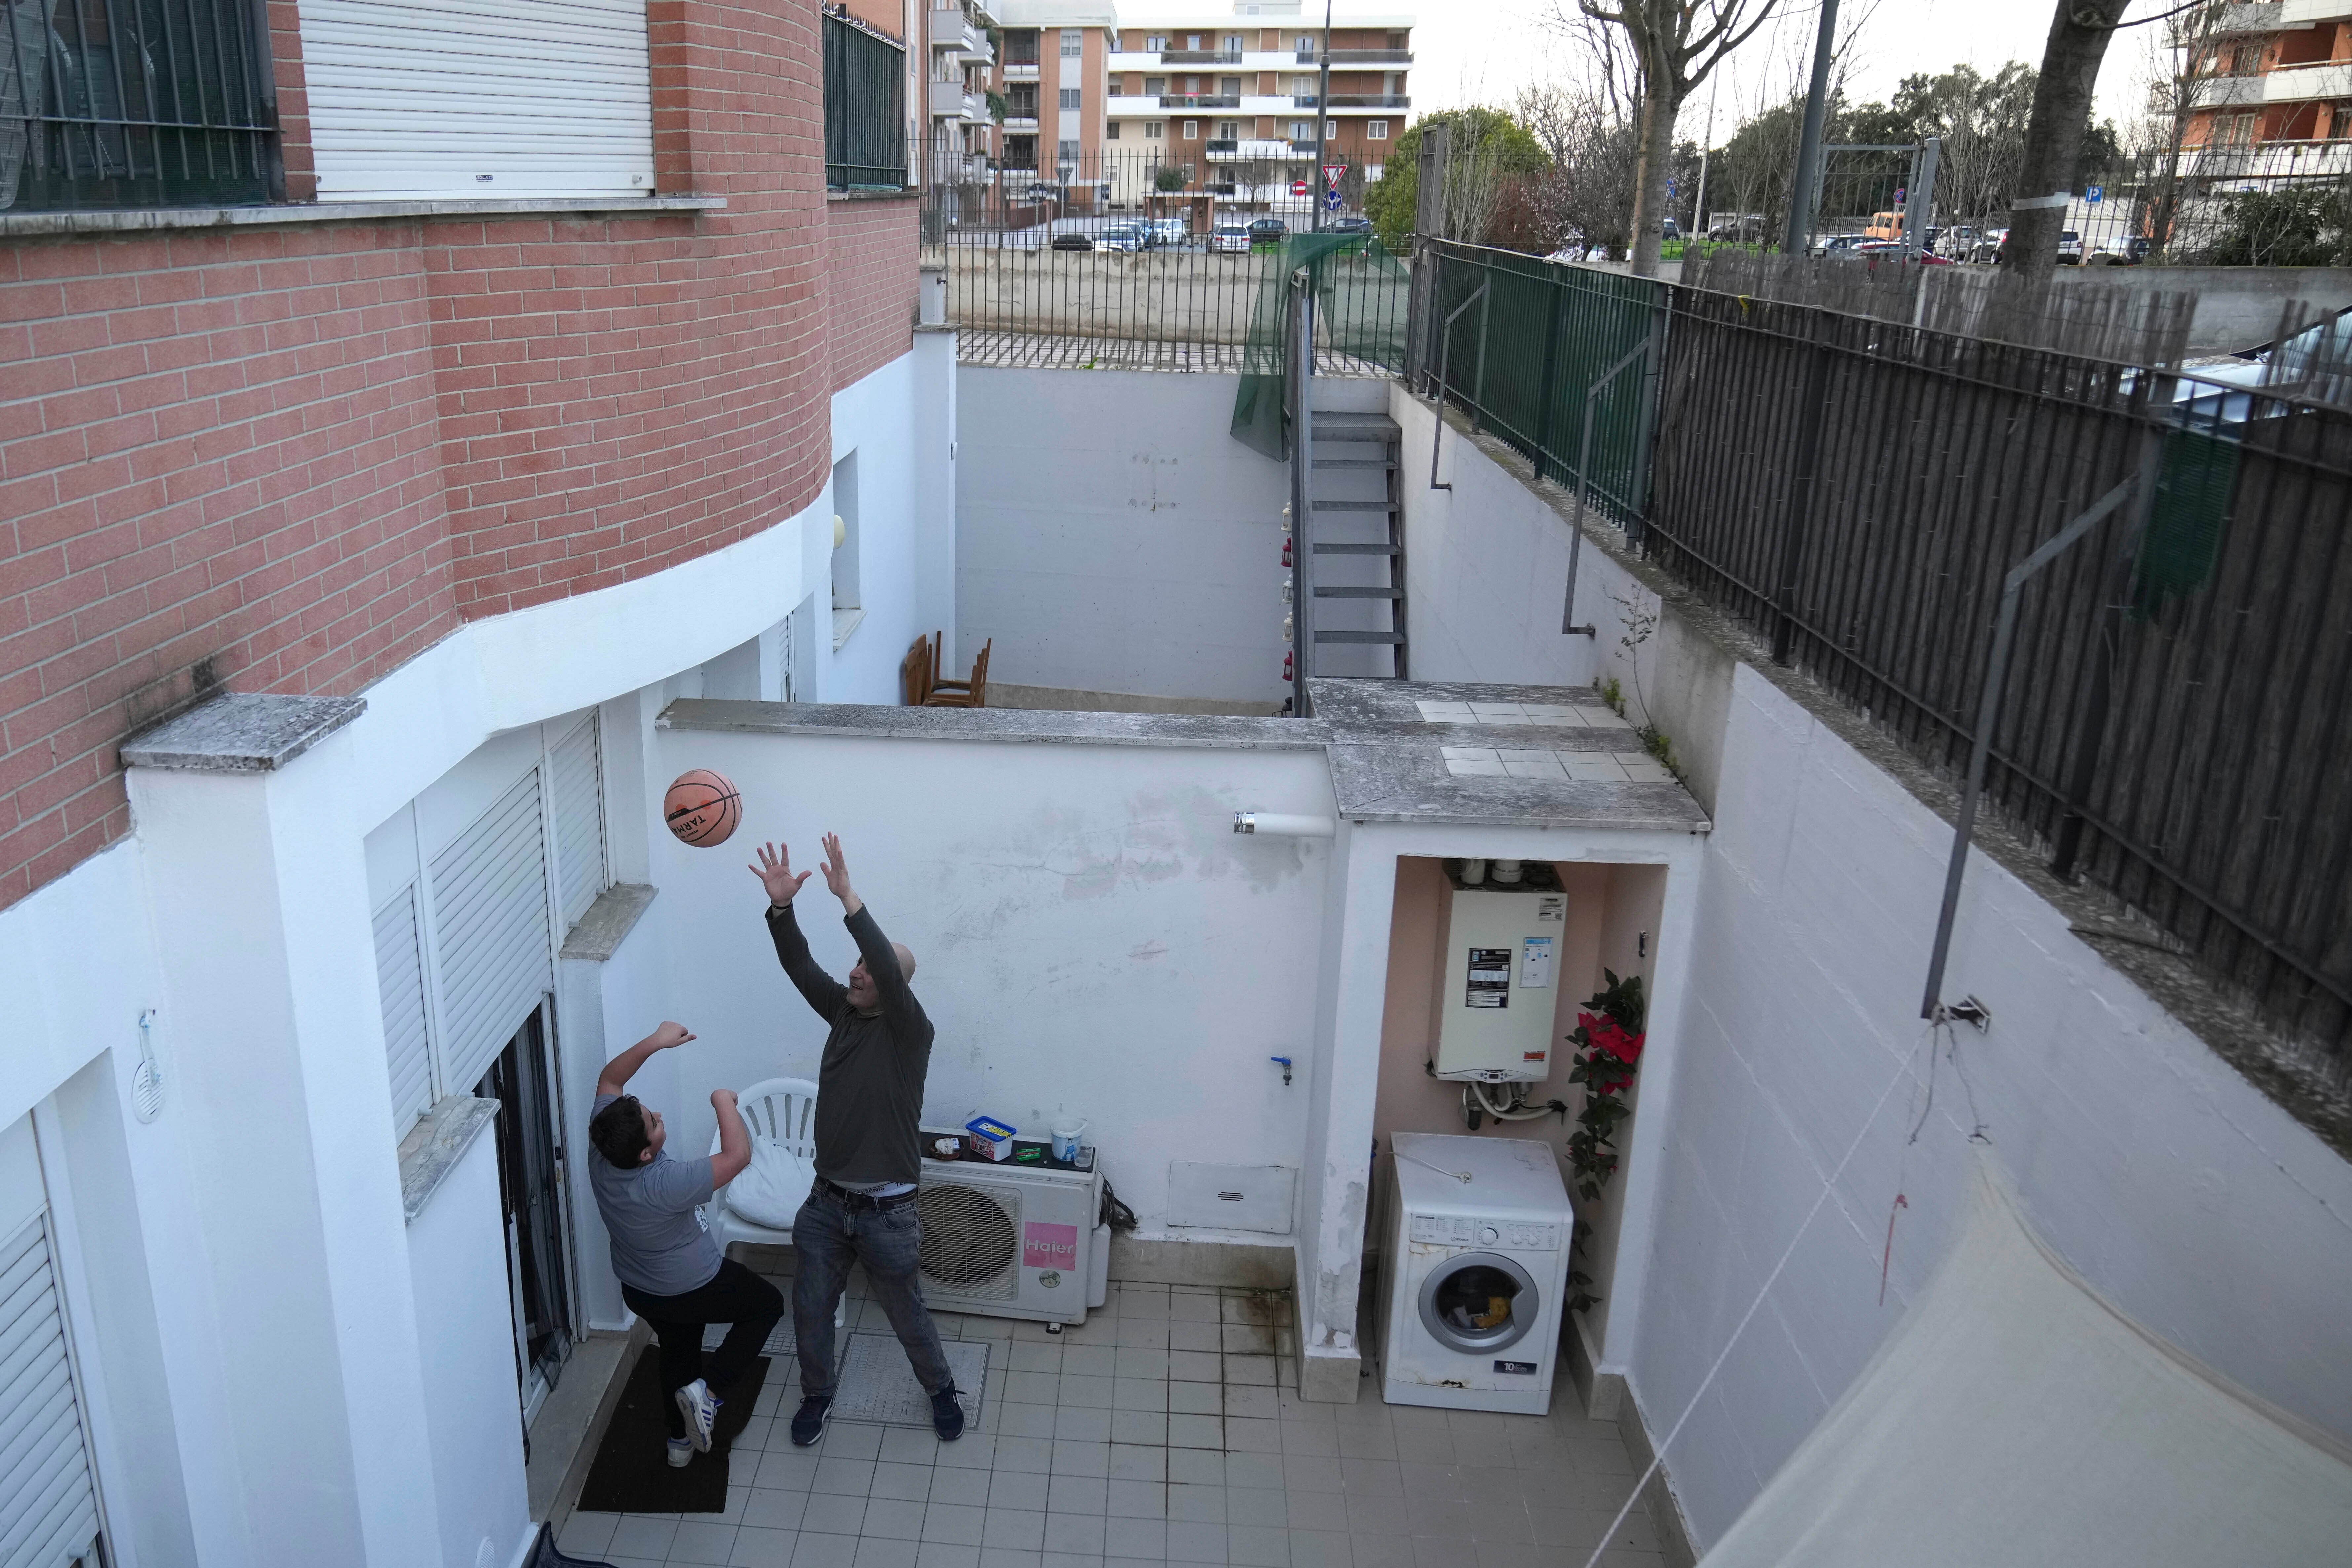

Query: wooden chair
(901, 633), (934, 706)
(924, 636), (990, 708)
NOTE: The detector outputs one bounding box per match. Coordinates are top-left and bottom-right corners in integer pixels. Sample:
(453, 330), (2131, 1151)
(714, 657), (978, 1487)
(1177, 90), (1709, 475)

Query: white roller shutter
(430, 771), (553, 1097)
(374, 887), (434, 1134)
(0, 1120), (101, 1568)
(302, 0), (655, 200)
(549, 715), (606, 930)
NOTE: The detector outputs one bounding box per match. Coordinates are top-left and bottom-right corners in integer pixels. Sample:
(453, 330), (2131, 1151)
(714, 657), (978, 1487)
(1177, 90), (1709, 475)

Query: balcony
(1205, 138), (1301, 162)
(1002, 58), (1039, 80)
(1326, 95), (1410, 110)
(1002, 114), (1039, 131)
(1160, 49), (1240, 65)
(1160, 94), (1240, 110)
(930, 79), (982, 120)
(1326, 48), (1413, 66)
(2186, 137), (2352, 179)
(2258, 59), (2352, 102)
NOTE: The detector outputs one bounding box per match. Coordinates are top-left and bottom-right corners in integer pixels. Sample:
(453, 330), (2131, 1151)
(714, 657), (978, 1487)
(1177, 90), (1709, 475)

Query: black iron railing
(823, 10), (906, 191)
(1646, 291), (2352, 1086)
(2, 0), (278, 212)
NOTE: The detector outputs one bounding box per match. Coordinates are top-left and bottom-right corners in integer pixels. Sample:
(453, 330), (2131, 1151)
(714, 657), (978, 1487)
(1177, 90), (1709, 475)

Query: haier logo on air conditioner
(1024, 1221), (1078, 1270)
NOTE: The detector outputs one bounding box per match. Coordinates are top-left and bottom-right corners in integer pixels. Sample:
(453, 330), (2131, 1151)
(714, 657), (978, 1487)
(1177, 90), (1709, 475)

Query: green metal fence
(1408, 242), (1666, 527)
(823, 13), (906, 191)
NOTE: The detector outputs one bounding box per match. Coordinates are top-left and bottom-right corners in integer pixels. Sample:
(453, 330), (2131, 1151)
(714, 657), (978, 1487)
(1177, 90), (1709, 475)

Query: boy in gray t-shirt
(587, 1021), (783, 1466)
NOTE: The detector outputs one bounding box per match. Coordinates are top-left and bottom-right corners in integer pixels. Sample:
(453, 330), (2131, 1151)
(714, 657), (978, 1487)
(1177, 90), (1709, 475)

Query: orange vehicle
(1864, 210), (1905, 242)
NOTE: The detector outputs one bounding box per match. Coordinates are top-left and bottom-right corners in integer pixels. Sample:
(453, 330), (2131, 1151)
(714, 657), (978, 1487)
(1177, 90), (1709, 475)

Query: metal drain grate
(828, 1333), (990, 1426)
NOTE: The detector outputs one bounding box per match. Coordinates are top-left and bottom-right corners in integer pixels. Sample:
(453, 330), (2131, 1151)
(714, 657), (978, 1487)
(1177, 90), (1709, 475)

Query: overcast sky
(1393, 0), (2172, 142)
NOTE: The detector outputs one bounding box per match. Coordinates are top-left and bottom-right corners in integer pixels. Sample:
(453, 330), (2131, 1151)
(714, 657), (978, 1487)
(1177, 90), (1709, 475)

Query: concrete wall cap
(121, 692), (366, 772)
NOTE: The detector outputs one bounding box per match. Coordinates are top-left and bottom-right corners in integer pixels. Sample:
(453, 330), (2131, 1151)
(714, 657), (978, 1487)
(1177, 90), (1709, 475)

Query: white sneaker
(674, 1378), (721, 1453)
(666, 1436), (694, 1468)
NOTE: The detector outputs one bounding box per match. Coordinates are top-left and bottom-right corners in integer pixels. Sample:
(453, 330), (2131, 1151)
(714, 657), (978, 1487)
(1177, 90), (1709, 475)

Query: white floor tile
(731, 1526), (797, 1567)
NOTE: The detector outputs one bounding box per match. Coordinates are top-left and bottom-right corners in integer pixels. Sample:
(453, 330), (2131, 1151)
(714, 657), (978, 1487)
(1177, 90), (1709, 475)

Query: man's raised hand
(750, 841), (812, 907)
(651, 1021), (696, 1049)
(820, 832), (861, 913)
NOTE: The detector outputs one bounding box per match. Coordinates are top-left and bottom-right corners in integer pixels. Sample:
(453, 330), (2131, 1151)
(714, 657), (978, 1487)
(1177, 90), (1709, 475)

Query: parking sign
(2086, 185), (2103, 204)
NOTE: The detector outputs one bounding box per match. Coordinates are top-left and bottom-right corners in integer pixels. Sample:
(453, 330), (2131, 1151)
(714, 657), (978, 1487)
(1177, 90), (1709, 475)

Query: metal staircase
(1302, 410), (1406, 681)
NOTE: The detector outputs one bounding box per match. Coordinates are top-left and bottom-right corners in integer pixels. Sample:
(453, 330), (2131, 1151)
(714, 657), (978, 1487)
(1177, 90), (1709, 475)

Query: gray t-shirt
(590, 1094), (723, 1297)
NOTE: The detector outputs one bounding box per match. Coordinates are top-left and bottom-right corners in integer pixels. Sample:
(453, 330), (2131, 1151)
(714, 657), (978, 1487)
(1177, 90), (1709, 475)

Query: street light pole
(1783, 0), (1838, 257)
(1312, 0), (1331, 232)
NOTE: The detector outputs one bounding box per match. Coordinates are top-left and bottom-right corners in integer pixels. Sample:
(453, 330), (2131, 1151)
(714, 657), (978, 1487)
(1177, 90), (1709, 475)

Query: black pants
(623, 1258), (786, 1438)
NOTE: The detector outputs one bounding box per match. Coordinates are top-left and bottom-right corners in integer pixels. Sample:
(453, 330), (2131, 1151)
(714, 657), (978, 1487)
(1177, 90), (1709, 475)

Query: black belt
(816, 1176), (918, 1211)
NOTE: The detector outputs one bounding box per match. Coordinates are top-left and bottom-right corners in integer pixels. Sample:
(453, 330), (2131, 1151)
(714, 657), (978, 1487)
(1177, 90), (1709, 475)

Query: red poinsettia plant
(1563, 969), (1646, 1315)
(1564, 969), (1647, 1203)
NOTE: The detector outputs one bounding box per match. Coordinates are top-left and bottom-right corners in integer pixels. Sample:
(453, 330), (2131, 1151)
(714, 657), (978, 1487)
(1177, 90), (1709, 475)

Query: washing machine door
(1416, 1251), (1540, 1354)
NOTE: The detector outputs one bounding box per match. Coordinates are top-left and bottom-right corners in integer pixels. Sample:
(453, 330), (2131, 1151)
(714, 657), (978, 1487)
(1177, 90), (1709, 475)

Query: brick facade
(827, 196), (923, 391)
(0, 0), (910, 909)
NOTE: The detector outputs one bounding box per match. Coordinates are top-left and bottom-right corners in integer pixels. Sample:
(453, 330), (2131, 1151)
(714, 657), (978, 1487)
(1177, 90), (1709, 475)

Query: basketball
(663, 769), (741, 847)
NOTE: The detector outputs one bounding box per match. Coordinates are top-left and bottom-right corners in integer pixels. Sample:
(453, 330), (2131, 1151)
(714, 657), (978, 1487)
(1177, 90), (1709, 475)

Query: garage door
(301, 0), (655, 200)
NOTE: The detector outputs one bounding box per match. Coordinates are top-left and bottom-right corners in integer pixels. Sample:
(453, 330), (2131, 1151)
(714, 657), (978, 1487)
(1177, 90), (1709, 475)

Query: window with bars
(1, 0), (279, 212)
(823, 9), (906, 190)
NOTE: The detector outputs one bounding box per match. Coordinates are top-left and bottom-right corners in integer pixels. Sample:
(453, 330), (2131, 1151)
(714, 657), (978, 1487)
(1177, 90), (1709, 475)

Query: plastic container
(1051, 1118), (1088, 1163)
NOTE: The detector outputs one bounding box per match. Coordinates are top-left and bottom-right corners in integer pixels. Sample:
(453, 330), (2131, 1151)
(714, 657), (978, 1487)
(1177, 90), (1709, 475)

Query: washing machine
(1380, 1131), (1572, 1415)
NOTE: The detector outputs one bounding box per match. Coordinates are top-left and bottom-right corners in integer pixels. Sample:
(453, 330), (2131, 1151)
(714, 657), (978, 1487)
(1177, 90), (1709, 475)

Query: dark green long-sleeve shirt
(766, 901), (934, 1186)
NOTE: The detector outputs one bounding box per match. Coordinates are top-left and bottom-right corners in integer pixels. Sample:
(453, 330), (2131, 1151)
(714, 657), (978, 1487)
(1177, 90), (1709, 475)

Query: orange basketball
(663, 769), (741, 847)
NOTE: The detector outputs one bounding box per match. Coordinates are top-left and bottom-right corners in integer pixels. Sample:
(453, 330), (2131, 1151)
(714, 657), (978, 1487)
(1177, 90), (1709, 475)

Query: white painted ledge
(833, 606), (868, 651)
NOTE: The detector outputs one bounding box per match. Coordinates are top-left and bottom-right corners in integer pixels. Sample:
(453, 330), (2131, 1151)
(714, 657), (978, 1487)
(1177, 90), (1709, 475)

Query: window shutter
(549, 716), (606, 930)
(374, 887), (434, 1134)
(0, 1140), (102, 1568)
(429, 771), (552, 1097)
(300, 0), (654, 200)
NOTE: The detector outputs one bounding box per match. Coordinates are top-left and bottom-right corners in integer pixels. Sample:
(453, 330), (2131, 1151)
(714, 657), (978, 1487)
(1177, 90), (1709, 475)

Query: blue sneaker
(674, 1378), (720, 1453)
(931, 1383), (965, 1442)
(791, 1394), (833, 1447)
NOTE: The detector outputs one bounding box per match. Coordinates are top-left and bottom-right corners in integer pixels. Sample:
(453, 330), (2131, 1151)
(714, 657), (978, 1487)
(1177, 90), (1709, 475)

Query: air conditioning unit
(916, 1154), (1109, 1326)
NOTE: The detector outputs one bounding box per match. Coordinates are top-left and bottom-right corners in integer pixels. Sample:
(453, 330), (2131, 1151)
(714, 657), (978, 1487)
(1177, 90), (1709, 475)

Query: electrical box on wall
(1432, 864), (1566, 1083)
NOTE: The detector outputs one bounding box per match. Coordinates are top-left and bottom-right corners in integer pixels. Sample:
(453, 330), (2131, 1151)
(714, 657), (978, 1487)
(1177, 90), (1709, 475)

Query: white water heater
(1432, 871), (1566, 1083)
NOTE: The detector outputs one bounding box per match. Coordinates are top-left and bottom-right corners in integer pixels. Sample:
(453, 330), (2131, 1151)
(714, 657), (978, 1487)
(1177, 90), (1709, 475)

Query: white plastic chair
(708, 1076), (820, 1252)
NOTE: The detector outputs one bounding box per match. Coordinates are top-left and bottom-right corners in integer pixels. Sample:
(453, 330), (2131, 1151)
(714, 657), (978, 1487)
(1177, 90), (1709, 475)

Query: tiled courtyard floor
(555, 1272), (1666, 1568)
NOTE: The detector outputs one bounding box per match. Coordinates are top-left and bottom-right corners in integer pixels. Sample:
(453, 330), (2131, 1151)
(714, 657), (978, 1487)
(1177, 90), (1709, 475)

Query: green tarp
(1230, 233), (1412, 460)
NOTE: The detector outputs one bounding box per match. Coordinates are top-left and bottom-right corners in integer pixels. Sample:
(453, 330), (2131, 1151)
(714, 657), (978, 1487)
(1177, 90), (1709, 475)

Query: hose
(1472, 1080), (1566, 1122)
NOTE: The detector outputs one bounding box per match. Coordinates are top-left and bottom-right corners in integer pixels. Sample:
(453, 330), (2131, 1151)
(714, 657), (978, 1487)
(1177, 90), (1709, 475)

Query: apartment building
(2185, 0), (2352, 173)
(0, 0), (945, 1562)
(989, 0), (1410, 183)
(923, 0), (1004, 180)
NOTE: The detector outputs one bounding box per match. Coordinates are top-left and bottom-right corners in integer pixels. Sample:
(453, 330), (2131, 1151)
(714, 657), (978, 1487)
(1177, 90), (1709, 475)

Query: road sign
(2086, 184), (2104, 204)
(1291, 179), (1308, 196)
(1325, 189), (1342, 211)
(1893, 186), (1906, 206)
(1323, 163), (1346, 189)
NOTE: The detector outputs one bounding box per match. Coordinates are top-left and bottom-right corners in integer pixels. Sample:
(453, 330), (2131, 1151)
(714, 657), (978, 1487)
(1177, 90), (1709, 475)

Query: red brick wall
(826, 195), (920, 391)
(0, 0), (884, 908)
(267, 0), (317, 203)
(0, 225), (460, 904)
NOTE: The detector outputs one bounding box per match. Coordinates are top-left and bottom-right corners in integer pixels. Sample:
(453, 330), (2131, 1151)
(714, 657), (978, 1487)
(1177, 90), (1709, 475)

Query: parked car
(1813, 234), (1865, 259)
(1209, 222), (1253, 254)
(1146, 218), (1189, 248)
(2056, 229), (2083, 264)
(1329, 215), (1372, 235)
(2088, 235), (2150, 266)
(1095, 223), (1146, 252)
(1249, 216), (1288, 245)
(1708, 213), (1766, 242)
(1968, 227), (2009, 263)
(1938, 225), (1980, 259)
(1049, 231), (1094, 251)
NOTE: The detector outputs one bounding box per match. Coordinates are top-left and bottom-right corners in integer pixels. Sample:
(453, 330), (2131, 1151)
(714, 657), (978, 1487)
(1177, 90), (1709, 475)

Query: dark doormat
(575, 1347), (769, 1514)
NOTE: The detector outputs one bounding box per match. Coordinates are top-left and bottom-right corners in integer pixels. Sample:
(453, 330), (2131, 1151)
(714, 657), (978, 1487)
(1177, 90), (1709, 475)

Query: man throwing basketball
(750, 833), (961, 1445)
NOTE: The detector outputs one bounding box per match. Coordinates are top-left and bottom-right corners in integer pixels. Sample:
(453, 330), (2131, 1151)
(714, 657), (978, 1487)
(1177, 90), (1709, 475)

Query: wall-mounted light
(1232, 811), (1335, 837)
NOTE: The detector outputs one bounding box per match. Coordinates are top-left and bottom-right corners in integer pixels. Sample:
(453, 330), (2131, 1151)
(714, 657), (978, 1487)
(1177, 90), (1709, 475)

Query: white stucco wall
(1386, 379), (2352, 1548)
(829, 347), (956, 705)
(406, 1126), (532, 1568)
(955, 368), (1292, 704)
(641, 725), (1336, 1239)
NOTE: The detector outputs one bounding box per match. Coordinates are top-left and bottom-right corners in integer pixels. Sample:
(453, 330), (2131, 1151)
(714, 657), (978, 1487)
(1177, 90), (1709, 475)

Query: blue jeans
(792, 1188), (954, 1400)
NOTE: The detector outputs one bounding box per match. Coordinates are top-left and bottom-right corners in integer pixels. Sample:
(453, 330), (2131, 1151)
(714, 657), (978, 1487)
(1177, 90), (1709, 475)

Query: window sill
(827, 187), (919, 202)
(0, 194), (726, 238)
(398, 1095), (499, 1224)
(833, 606), (867, 651)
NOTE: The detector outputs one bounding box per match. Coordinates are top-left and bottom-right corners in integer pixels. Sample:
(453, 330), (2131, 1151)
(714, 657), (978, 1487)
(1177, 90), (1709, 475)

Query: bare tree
(1517, 17), (1644, 256)
(1898, 63), (2038, 235)
(1567, 0), (1788, 276)
(1999, 0), (2134, 286)
(2128, 0), (2229, 258)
